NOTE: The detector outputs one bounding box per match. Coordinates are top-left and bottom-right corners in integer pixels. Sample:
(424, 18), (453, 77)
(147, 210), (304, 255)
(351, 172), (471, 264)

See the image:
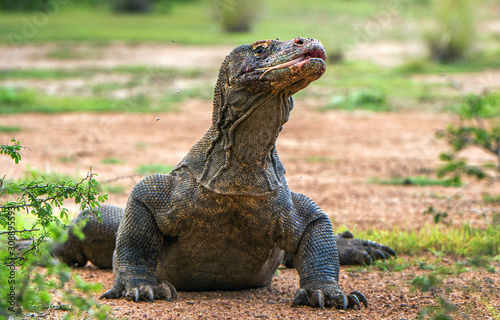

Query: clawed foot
(336, 231), (396, 265)
(99, 282), (177, 302)
(292, 288), (368, 309)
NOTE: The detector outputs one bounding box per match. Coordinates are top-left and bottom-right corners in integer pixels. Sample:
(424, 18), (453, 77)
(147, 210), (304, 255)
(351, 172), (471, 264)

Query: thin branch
(0, 228), (40, 236)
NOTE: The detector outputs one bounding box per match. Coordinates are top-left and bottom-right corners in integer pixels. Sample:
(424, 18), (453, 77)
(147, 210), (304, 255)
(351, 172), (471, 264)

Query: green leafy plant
(436, 91), (500, 186)
(417, 296), (457, 320)
(423, 206), (450, 225)
(0, 139), (109, 318)
(412, 273), (442, 293)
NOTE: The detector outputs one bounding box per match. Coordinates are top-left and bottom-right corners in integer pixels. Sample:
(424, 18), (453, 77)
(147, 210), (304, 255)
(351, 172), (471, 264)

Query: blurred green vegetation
(0, 0), (404, 46)
(424, 0), (476, 62)
(134, 163), (174, 174)
(0, 0), (498, 115)
(0, 0), (495, 50)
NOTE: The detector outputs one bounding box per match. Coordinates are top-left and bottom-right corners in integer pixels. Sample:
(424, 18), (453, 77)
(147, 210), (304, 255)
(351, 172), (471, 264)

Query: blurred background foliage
(0, 0), (497, 61)
(0, 0), (498, 115)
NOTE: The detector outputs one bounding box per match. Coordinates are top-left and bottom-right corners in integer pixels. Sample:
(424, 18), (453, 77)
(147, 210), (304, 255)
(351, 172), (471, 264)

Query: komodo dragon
(74, 37), (395, 309)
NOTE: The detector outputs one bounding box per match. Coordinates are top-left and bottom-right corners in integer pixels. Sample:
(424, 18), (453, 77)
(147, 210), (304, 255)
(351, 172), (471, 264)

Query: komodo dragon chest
(146, 168), (293, 291)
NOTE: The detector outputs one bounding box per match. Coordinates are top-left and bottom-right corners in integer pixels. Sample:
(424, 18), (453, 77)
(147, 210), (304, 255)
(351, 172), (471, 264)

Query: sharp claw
(169, 283), (178, 299)
(133, 287), (139, 303)
(351, 291), (368, 308)
(383, 246), (396, 256)
(379, 249), (390, 259)
(374, 249), (385, 259)
(311, 290), (324, 309)
(363, 252), (373, 265)
(148, 287), (154, 302)
(98, 290), (112, 300)
(333, 294), (348, 310)
(292, 288), (308, 306)
(348, 294), (361, 309)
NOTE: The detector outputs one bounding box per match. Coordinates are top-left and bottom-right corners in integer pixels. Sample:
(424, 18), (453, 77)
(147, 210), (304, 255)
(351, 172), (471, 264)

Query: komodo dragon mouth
(256, 49), (327, 79)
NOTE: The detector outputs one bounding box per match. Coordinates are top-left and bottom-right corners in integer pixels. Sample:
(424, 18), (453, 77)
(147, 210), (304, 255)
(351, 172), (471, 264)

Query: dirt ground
(1, 43), (500, 319)
(3, 103), (500, 319)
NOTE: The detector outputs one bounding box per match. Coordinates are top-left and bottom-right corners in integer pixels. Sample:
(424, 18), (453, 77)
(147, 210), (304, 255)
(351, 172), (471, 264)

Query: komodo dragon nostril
(294, 37), (304, 45)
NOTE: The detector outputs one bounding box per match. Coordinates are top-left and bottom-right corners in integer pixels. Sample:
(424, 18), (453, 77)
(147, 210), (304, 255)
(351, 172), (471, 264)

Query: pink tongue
(257, 55), (305, 79)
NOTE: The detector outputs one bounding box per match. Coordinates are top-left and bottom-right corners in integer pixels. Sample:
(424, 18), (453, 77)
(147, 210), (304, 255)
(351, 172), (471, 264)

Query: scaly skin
(99, 37), (395, 309)
(51, 204), (123, 269)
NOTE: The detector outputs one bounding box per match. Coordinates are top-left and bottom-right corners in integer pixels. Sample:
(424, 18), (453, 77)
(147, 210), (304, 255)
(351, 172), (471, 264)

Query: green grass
(483, 193), (500, 204)
(392, 55), (500, 75)
(57, 156), (74, 163)
(0, 87), (186, 114)
(98, 183), (125, 194)
(0, 125), (22, 133)
(0, 87), (36, 106)
(0, 69), (98, 80)
(303, 156), (339, 163)
(350, 223), (500, 257)
(322, 88), (392, 112)
(0, 66), (206, 81)
(45, 43), (103, 60)
(134, 163), (174, 175)
(100, 157), (124, 165)
(134, 142), (149, 150)
(369, 175), (462, 187)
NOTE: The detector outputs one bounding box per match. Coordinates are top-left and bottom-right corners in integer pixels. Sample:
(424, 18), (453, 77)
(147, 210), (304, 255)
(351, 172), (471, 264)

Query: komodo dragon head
(222, 37), (326, 94)
(180, 37), (326, 195)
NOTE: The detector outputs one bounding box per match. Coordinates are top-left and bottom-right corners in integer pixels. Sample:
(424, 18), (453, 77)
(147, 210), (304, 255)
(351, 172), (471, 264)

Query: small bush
(424, 0), (476, 63)
(0, 139), (109, 318)
(214, 0), (260, 33)
(436, 92), (500, 185)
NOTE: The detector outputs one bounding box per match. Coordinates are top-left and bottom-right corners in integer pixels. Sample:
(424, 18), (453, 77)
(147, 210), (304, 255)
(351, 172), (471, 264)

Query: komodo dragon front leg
(282, 192), (367, 309)
(100, 176), (177, 302)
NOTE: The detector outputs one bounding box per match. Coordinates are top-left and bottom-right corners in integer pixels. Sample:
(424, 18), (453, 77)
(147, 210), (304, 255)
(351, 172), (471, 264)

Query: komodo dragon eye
(253, 44), (268, 56)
